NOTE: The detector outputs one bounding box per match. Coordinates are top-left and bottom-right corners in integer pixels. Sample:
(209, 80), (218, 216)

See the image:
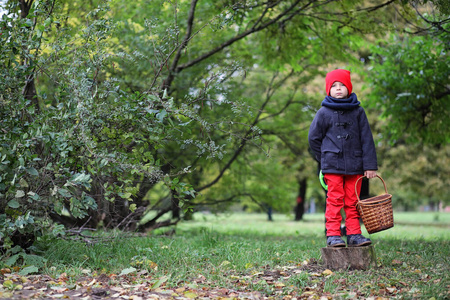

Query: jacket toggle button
(337, 134), (350, 140)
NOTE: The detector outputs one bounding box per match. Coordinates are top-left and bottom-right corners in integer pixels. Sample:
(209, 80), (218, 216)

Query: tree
(355, 1), (450, 208)
(362, 34), (449, 145)
(1, 0), (409, 252)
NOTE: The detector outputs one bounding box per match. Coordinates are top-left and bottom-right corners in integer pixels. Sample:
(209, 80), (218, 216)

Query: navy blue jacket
(308, 93), (378, 175)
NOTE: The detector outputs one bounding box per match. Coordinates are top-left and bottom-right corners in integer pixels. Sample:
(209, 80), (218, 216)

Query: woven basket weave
(356, 175), (394, 234)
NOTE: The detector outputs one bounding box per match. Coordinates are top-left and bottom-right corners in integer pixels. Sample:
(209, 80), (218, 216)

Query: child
(308, 69), (378, 247)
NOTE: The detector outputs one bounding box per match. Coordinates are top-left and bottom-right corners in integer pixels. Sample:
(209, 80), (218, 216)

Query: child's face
(329, 81), (349, 99)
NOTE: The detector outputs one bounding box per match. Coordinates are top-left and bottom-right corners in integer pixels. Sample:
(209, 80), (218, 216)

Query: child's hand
(364, 170), (377, 179)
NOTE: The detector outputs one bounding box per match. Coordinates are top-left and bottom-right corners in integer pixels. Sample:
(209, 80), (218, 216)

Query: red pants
(324, 173), (363, 236)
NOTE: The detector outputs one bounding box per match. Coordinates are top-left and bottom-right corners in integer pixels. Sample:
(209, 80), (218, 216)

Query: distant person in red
(308, 69), (378, 247)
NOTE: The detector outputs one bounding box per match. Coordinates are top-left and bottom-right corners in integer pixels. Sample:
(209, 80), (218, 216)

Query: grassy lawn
(178, 211), (450, 239)
(1, 212), (449, 299)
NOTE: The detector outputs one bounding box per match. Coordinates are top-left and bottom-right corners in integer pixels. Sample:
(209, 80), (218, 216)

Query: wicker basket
(356, 175), (394, 234)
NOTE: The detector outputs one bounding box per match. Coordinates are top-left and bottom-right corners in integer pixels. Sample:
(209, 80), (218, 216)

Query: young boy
(308, 69), (378, 247)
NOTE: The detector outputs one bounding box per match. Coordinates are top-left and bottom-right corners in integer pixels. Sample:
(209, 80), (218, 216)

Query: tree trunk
(171, 190), (181, 219)
(295, 178), (306, 221)
(19, 0), (40, 114)
(267, 206), (273, 221)
(321, 246), (377, 270)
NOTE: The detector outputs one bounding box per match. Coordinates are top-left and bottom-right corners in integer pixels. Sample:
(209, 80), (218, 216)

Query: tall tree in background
(358, 0), (450, 209)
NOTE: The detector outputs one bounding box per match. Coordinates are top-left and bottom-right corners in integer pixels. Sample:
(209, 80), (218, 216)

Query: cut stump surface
(321, 246), (377, 270)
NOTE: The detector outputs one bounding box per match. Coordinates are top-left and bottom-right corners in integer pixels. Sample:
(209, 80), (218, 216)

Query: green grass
(31, 212), (450, 298)
(178, 212), (450, 239)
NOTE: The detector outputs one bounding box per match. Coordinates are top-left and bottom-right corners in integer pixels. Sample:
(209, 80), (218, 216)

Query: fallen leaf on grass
(1, 268), (11, 275)
(0, 292), (14, 299)
(194, 274), (206, 283)
(322, 269), (333, 276)
(119, 267), (137, 276)
(2, 280), (14, 289)
(220, 260), (231, 267)
(420, 273), (431, 281)
(58, 272), (69, 282)
(245, 263), (254, 269)
(184, 290), (199, 298)
(87, 279), (97, 286)
(386, 287), (397, 293)
(151, 275), (169, 289)
(50, 286), (68, 293)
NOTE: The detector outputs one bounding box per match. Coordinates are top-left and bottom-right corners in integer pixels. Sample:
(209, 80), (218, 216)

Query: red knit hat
(325, 69), (353, 96)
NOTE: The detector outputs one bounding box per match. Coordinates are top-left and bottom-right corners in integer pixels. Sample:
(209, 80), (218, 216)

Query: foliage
(355, 3), (450, 208)
(363, 34), (449, 145)
(0, 0), (203, 249)
(1, 246), (46, 276)
(377, 143), (450, 207)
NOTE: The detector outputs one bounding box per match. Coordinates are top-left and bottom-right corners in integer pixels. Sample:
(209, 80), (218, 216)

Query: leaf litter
(0, 257), (447, 299)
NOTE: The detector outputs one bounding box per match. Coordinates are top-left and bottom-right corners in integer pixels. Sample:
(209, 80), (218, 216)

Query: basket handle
(355, 175), (389, 202)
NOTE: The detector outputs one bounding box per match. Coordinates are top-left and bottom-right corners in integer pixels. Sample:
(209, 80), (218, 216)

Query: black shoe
(327, 236), (346, 247)
(347, 234), (372, 247)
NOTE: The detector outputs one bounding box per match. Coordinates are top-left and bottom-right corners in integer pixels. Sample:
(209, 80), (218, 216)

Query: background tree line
(0, 0), (448, 250)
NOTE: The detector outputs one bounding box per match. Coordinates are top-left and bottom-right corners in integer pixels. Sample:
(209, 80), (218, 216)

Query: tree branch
(174, 0), (304, 74)
(196, 71), (291, 192)
(162, 0), (199, 91)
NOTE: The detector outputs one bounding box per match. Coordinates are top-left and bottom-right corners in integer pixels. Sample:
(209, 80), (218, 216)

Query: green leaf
(57, 188), (71, 197)
(8, 199), (20, 208)
(119, 192), (132, 199)
(19, 178), (29, 188)
(28, 192), (40, 201)
(19, 266), (39, 275)
(5, 254), (20, 267)
(156, 109), (167, 122)
(151, 275), (169, 289)
(71, 173), (90, 182)
(26, 167), (39, 176)
(15, 190), (25, 198)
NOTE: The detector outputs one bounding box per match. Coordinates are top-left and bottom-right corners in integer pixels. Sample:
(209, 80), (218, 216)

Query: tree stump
(320, 246), (377, 270)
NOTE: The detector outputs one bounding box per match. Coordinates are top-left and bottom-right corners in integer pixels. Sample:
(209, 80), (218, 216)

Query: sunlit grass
(37, 211), (449, 299)
(177, 212), (450, 241)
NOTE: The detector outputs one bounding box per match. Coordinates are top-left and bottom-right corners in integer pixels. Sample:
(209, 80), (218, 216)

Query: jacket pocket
(353, 151), (363, 171)
(322, 149), (340, 170)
